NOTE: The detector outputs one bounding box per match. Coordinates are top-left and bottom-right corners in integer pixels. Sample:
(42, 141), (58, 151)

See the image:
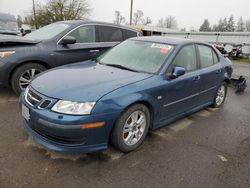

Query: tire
(11, 63), (46, 95)
(111, 104), (150, 153)
(212, 82), (227, 108)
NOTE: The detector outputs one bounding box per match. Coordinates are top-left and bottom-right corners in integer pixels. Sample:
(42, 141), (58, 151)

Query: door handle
(89, 49), (100, 53)
(193, 76), (201, 81)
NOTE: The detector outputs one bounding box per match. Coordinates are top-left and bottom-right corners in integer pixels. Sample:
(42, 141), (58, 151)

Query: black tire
(11, 63), (46, 95)
(212, 82), (227, 108)
(111, 104), (150, 153)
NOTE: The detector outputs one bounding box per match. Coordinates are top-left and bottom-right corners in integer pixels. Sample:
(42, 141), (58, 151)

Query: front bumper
(21, 95), (121, 153)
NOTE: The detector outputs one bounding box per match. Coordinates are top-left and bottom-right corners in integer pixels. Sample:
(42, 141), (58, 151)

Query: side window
(198, 45), (214, 68)
(122, 29), (138, 40)
(168, 45), (197, 73)
(213, 50), (219, 64)
(68, 25), (96, 43)
(97, 26), (123, 42)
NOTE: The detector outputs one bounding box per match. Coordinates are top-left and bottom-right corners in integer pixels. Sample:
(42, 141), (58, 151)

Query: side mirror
(171, 66), (186, 79)
(60, 36), (76, 45)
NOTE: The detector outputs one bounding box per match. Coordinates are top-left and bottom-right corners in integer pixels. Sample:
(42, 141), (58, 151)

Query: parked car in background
(21, 37), (233, 153)
(0, 13), (19, 35)
(0, 20), (141, 94)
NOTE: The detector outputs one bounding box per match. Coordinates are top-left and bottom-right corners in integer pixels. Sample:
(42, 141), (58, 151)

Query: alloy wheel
(215, 85), (226, 106)
(19, 69), (41, 90)
(123, 110), (146, 146)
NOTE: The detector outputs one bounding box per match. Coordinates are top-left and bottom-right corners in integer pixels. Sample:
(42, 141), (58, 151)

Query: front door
(55, 25), (101, 66)
(160, 44), (201, 122)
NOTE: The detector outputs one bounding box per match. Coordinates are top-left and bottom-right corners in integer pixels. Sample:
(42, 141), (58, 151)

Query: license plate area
(22, 104), (30, 121)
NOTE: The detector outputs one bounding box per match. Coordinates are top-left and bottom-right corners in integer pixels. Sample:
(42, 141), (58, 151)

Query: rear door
(160, 44), (201, 122)
(55, 25), (101, 66)
(197, 44), (223, 104)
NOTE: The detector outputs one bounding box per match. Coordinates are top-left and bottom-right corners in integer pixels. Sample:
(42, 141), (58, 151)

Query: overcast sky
(0, 0), (250, 29)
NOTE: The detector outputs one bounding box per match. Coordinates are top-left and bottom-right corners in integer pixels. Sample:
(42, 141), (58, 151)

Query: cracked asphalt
(0, 63), (249, 188)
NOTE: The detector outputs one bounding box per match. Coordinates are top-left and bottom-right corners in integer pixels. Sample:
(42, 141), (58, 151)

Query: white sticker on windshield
(151, 43), (172, 49)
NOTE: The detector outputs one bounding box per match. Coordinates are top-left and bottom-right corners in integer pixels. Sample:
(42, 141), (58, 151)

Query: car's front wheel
(11, 63), (46, 95)
(212, 82), (227, 108)
(111, 104), (150, 152)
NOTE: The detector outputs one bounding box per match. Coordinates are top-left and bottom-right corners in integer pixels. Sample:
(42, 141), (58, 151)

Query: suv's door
(55, 25), (100, 66)
(197, 45), (223, 104)
(160, 44), (201, 122)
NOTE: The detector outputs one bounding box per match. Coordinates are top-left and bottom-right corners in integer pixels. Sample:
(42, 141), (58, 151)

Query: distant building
(129, 24), (178, 36)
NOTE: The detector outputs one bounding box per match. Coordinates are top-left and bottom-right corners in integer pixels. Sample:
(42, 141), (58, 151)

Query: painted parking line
(193, 109), (212, 118)
(168, 118), (193, 132)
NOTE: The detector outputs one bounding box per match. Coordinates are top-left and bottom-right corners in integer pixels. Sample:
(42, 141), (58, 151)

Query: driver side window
(168, 44), (197, 74)
(67, 25), (96, 43)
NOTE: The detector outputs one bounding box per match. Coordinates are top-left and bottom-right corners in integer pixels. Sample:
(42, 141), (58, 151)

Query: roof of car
(132, 36), (205, 46)
(56, 20), (140, 32)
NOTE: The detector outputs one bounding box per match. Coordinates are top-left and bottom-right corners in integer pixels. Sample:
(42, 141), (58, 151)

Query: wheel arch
(8, 60), (50, 85)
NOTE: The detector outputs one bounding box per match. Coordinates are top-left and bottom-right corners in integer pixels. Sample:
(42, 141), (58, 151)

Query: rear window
(97, 26), (123, 42)
(122, 29), (138, 40)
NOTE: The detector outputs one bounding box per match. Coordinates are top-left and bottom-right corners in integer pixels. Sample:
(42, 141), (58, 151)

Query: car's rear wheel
(11, 63), (46, 95)
(111, 104), (150, 152)
(212, 82), (227, 108)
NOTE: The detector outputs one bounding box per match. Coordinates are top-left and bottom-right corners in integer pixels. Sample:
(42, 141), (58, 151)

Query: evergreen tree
(199, 19), (212, 31)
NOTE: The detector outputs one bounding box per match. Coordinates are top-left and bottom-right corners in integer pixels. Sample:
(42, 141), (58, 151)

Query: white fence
(163, 32), (250, 54)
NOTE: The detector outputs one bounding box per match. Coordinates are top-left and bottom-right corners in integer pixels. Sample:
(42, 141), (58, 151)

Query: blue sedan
(20, 37), (233, 153)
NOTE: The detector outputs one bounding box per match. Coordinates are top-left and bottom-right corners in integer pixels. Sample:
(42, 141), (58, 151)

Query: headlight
(51, 100), (96, 115)
(0, 51), (15, 58)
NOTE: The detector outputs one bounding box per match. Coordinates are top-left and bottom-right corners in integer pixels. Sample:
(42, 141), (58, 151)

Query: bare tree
(144, 17), (152, 25)
(133, 10), (144, 25)
(114, 11), (125, 25)
(157, 16), (178, 29)
(26, 0), (91, 28)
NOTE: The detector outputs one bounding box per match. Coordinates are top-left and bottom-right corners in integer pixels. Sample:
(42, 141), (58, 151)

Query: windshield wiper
(100, 63), (139, 72)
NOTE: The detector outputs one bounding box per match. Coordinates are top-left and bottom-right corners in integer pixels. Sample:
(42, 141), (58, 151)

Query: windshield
(98, 40), (174, 74)
(25, 23), (70, 40)
(0, 21), (18, 31)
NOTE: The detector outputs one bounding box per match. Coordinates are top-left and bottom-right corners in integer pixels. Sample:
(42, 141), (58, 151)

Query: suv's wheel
(111, 104), (150, 152)
(212, 82), (227, 108)
(11, 63), (46, 95)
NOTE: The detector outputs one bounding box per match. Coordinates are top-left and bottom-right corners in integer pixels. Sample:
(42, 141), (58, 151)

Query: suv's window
(122, 29), (138, 40)
(168, 44), (197, 73)
(68, 25), (96, 43)
(198, 45), (214, 68)
(97, 26), (123, 42)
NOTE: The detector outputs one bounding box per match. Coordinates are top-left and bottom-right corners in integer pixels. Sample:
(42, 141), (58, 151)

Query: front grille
(39, 100), (52, 109)
(26, 89), (42, 106)
(25, 88), (52, 109)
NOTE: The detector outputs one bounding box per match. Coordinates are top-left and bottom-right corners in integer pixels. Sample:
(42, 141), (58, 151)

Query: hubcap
(19, 69), (41, 90)
(123, 110), (146, 146)
(215, 85), (225, 106)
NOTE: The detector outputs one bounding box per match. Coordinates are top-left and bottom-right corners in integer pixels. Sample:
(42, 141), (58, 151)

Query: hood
(31, 61), (152, 102)
(0, 34), (40, 47)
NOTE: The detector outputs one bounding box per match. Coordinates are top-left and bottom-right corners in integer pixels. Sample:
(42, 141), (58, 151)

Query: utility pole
(129, 0), (133, 25)
(32, 0), (38, 29)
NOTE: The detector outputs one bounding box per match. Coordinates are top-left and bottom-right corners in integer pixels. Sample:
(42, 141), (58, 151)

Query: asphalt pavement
(0, 63), (249, 188)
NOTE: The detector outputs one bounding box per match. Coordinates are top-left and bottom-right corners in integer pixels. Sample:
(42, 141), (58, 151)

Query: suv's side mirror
(61, 36), (76, 45)
(171, 66), (186, 79)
